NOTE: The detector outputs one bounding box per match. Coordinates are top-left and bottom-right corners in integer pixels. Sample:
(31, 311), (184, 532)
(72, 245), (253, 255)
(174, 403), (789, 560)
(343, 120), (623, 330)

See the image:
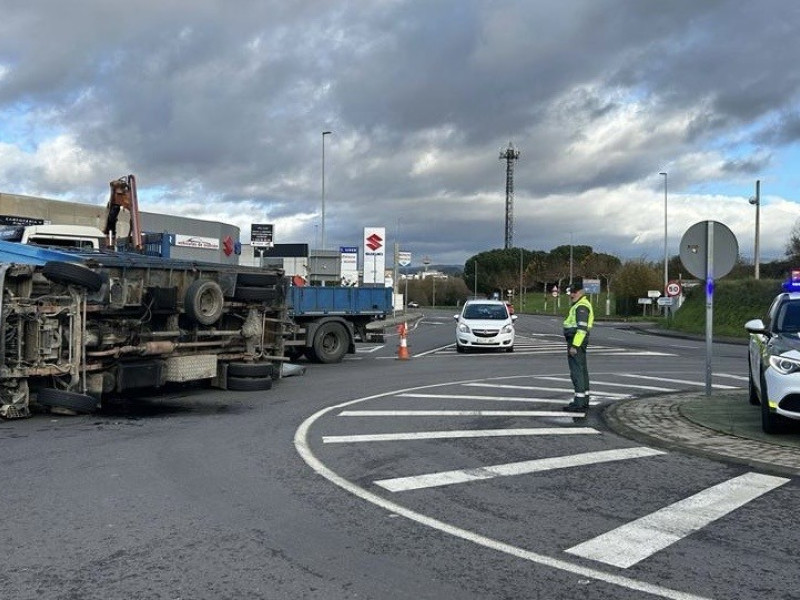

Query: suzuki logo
(366, 233), (383, 251)
(222, 235), (234, 256)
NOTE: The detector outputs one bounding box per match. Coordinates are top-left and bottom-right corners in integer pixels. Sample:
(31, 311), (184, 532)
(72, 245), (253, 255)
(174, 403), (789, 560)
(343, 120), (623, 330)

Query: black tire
(760, 371), (785, 434)
(227, 375), (273, 391)
(226, 361), (274, 378)
(42, 261), (103, 292)
(748, 363), (760, 406)
(284, 347), (304, 362)
(506, 346), (515, 353)
(234, 286), (280, 302)
(184, 279), (225, 325)
(36, 388), (98, 414)
(311, 321), (349, 364)
(456, 343), (465, 353)
(236, 272), (283, 287)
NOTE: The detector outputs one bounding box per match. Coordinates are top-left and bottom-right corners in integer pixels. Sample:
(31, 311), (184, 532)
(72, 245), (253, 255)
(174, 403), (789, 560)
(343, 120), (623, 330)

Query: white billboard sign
(340, 246), (359, 286)
(363, 227), (386, 285)
(175, 234), (220, 250)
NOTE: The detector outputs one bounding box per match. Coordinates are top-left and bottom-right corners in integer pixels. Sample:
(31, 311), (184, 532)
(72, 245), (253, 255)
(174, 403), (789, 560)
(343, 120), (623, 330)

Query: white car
(745, 291), (800, 433)
(454, 299), (516, 353)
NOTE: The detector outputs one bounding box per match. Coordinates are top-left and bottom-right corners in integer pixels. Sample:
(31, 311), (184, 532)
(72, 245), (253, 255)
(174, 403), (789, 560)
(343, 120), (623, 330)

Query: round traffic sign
(666, 281), (682, 297)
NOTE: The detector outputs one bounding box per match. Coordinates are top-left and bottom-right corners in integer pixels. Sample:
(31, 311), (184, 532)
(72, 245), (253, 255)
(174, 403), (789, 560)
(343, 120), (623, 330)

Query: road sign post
(680, 220), (738, 396)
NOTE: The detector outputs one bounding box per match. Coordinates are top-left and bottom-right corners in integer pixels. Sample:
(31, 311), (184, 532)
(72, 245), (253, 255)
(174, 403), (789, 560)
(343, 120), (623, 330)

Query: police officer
(562, 281), (594, 412)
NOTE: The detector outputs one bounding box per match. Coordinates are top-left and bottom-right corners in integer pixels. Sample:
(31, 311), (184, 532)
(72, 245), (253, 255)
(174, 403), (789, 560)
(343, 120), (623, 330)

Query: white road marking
(534, 376), (677, 393)
(374, 447), (665, 492)
(714, 373), (748, 381)
(398, 393), (603, 405)
(615, 373), (739, 389)
(322, 427), (600, 443)
(339, 410), (574, 417)
(356, 345), (385, 353)
(565, 472), (790, 568)
(295, 381), (713, 600)
(462, 383), (630, 399)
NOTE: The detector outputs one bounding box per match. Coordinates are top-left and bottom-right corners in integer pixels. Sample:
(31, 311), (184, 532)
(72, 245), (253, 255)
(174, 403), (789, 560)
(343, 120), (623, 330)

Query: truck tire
(36, 388), (98, 414)
(226, 375), (273, 391)
(234, 286), (280, 302)
(43, 261), (103, 292)
(226, 361), (274, 378)
(184, 279), (225, 325)
(236, 272), (282, 287)
(311, 321), (349, 364)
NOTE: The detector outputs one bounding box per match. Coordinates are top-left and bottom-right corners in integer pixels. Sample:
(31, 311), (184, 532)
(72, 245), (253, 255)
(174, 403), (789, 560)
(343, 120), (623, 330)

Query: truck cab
(0, 224), (106, 250)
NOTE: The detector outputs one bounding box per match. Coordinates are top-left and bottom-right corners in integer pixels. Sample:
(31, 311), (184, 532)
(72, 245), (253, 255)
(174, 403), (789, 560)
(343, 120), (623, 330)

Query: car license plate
(475, 339), (493, 344)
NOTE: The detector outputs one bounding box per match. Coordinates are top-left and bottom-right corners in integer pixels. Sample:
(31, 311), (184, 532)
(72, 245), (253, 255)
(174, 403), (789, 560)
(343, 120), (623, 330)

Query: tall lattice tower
(499, 142), (520, 249)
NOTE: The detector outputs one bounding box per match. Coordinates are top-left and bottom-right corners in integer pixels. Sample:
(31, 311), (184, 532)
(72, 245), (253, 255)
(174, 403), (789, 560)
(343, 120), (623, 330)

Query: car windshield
(463, 304), (508, 320)
(775, 301), (800, 333)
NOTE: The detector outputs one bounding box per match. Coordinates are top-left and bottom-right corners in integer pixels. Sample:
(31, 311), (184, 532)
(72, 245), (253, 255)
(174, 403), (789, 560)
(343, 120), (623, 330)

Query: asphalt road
(0, 310), (796, 600)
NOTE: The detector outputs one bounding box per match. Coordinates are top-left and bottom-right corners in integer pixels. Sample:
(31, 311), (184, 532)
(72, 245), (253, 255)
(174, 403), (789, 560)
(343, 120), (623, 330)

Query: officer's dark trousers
(567, 344), (589, 405)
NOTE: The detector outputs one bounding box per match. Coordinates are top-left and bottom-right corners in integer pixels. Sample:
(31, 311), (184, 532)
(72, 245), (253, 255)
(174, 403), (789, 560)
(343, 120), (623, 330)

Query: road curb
(602, 394), (800, 478)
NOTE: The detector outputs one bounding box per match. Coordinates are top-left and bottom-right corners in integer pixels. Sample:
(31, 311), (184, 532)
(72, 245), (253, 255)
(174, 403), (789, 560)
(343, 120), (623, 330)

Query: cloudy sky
(1, 0), (799, 268)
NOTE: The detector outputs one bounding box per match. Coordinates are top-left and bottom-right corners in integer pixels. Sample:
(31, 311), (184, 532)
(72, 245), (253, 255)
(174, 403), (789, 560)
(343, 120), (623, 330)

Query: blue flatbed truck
(283, 285), (394, 363)
(0, 239), (287, 418)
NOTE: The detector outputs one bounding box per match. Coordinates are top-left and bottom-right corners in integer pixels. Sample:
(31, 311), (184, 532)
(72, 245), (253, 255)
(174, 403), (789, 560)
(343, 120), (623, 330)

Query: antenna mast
(499, 142), (520, 249)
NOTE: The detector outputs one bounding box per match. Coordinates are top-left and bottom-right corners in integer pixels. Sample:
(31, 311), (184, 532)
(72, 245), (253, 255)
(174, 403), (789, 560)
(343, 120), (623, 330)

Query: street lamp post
(321, 130), (332, 249)
(749, 180), (761, 279)
(659, 172), (668, 301)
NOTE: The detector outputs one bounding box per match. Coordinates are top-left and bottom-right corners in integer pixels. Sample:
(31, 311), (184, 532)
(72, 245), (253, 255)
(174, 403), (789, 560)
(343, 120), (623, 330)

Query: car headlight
(501, 324), (514, 334)
(768, 354), (800, 374)
(458, 323), (471, 334)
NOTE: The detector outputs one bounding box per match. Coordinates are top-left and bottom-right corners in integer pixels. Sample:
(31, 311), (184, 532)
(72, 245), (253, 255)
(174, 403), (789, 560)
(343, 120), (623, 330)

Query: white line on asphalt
(398, 393), (603, 405)
(615, 373), (739, 389)
(338, 409), (574, 417)
(462, 383), (630, 399)
(374, 448), (666, 492)
(356, 345), (385, 353)
(322, 427), (600, 443)
(565, 472), (790, 568)
(295, 382), (713, 600)
(534, 376), (677, 393)
(714, 373), (748, 381)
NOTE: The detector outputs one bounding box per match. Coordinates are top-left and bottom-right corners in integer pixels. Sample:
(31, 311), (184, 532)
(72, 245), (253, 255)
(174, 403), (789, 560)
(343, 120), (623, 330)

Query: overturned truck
(0, 241), (286, 418)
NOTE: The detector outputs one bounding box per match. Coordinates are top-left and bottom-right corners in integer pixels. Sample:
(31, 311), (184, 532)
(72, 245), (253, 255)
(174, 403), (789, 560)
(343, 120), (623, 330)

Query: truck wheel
(236, 272), (282, 287)
(226, 375), (273, 391)
(185, 279), (225, 325)
(227, 361), (274, 378)
(312, 322), (349, 364)
(43, 262), (103, 292)
(234, 286), (279, 302)
(36, 388), (98, 415)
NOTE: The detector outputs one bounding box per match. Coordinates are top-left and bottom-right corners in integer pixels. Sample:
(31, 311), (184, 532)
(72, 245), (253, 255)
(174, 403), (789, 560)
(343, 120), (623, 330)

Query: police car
(745, 286), (800, 433)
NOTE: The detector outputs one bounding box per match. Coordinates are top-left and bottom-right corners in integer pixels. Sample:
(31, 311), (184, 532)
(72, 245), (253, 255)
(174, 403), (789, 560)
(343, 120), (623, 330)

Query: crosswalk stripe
(398, 393), (599, 405)
(615, 373), (739, 389)
(565, 472), (790, 568)
(339, 409), (575, 417)
(374, 447), (665, 492)
(322, 427), (599, 443)
(534, 376), (677, 393)
(463, 382), (630, 399)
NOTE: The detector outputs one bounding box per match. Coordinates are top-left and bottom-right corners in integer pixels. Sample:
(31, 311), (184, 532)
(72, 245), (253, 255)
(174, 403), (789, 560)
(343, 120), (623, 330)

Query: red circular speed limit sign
(666, 281), (682, 297)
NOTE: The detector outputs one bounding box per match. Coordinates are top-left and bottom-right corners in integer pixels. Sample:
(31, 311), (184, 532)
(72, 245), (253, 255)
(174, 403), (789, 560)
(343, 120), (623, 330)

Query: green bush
(670, 279), (783, 337)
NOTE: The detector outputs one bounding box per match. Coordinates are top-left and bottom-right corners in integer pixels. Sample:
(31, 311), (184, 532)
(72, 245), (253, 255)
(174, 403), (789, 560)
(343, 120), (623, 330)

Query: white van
(4, 224), (107, 250)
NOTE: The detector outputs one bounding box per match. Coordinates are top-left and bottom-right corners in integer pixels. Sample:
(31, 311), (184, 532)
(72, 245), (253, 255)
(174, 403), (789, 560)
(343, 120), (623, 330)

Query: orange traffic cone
(397, 322), (410, 360)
